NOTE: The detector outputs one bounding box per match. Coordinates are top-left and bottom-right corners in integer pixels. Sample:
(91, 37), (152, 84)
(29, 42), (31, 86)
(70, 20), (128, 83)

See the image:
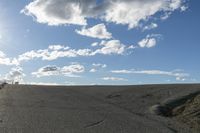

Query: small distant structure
(15, 82), (19, 85)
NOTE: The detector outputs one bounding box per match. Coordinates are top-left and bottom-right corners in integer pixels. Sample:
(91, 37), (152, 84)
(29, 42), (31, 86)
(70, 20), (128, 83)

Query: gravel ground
(0, 84), (199, 133)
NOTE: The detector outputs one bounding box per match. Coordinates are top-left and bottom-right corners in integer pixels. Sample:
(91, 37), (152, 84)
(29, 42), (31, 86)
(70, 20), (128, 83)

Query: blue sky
(0, 0), (199, 85)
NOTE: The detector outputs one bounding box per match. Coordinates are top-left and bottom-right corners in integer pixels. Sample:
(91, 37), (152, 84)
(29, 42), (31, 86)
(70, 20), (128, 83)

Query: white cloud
(21, 0), (89, 26)
(18, 41), (133, 63)
(0, 51), (19, 66)
(180, 5), (188, 11)
(160, 12), (172, 20)
(61, 63), (85, 77)
(0, 41), (133, 66)
(143, 23), (158, 31)
(91, 42), (99, 47)
(138, 38), (156, 48)
(111, 69), (189, 81)
(90, 63), (107, 73)
(92, 63), (107, 68)
(32, 63), (85, 78)
(94, 40), (127, 55)
(76, 24), (112, 39)
(138, 34), (161, 48)
(103, 0), (163, 29)
(0, 51), (6, 58)
(22, 0), (187, 29)
(48, 45), (69, 50)
(111, 69), (133, 74)
(176, 77), (186, 81)
(102, 77), (127, 81)
(127, 45), (137, 50)
(5, 67), (25, 82)
(89, 68), (97, 73)
(18, 45), (93, 62)
(32, 65), (60, 77)
(169, 0), (183, 10)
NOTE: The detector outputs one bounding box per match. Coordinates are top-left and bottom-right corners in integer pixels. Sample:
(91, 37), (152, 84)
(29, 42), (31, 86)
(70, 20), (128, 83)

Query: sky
(0, 0), (200, 85)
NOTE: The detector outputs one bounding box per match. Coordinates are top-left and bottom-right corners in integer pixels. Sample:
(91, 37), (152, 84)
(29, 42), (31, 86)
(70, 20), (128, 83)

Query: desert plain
(0, 84), (199, 133)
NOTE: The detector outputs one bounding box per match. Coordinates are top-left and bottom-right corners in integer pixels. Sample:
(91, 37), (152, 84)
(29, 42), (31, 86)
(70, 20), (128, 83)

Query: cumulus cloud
(62, 63), (85, 77)
(5, 67), (25, 82)
(32, 63), (85, 78)
(22, 0), (187, 29)
(21, 0), (89, 26)
(138, 38), (156, 48)
(102, 77), (127, 81)
(32, 65), (60, 77)
(93, 40), (132, 55)
(0, 51), (19, 66)
(76, 24), (112, 39)
(18, 45), (92, 62)
(138, 34), (161, 48)
(0, 51), (7, 61)
(0, 41), (133, 66)
(111, 69), (189, 81)
(18, 41), (133, 63)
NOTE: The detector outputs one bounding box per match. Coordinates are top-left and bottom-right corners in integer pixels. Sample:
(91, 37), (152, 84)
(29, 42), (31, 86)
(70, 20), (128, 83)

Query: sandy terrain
(0, 84), (199, 133)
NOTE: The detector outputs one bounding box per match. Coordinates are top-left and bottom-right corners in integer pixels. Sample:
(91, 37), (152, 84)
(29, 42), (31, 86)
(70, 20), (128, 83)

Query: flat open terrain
(0, 84), (199, 133)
